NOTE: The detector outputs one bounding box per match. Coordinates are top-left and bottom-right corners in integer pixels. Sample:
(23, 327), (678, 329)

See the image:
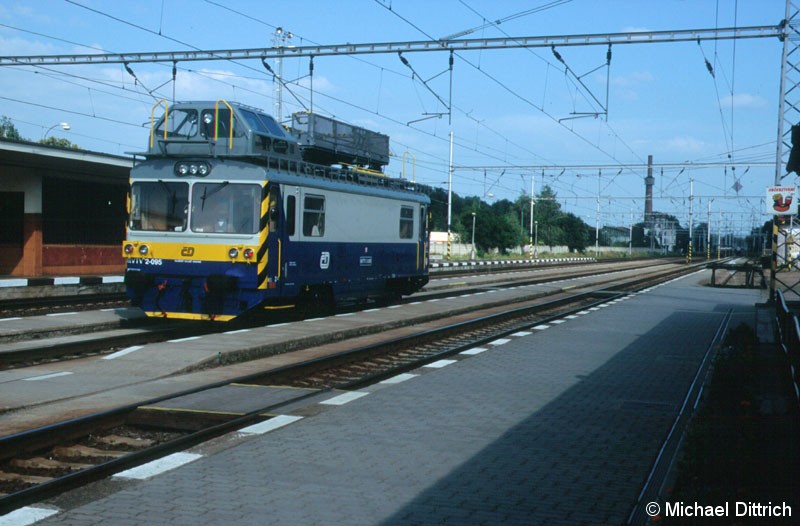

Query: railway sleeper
(51, 445), (128, 462)
(10, 458), (93, 472)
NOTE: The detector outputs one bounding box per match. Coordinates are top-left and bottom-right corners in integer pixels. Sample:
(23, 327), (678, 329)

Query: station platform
(2, 271), (774, 525)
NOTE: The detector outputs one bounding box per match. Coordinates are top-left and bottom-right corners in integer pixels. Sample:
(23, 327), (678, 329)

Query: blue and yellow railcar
(123, 100), (429, 321)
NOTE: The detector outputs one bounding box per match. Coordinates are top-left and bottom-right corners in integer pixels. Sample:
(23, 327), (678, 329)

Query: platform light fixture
(43, 122), (70, 139)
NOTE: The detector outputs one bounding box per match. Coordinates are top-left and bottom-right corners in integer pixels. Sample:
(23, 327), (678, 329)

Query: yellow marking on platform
(561, 285), (577, 290)
(262, 304), (295, 310)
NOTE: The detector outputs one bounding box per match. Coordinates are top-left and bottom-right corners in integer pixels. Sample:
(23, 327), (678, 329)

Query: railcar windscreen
(155, 109), (198, 139)
(129, 182), (189, 232)
(191, 183), (260, 234)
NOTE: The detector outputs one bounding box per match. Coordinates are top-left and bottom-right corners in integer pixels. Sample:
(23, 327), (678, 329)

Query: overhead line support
(0, 25), (782, 66)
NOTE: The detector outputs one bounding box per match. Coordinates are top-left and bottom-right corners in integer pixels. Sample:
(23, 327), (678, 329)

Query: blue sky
(0, 1), (789, 233)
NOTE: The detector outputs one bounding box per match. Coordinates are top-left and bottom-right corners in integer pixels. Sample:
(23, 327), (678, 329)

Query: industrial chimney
(644, 155), (654, 225)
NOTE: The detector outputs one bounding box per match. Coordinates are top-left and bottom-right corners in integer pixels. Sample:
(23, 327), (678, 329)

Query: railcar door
(261, 184), (283, 296)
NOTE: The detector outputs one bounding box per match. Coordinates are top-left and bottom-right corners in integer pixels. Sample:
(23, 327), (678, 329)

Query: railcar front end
(123, 161), (273, 321)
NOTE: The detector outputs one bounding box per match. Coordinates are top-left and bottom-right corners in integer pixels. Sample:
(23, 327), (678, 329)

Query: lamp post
(534, 220), (539, 259)
(470, 212), (476, 260)
(43, 122), (70, 139)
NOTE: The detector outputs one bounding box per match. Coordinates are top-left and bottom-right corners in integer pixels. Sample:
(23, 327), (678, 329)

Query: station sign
(766, 185), (798, 215)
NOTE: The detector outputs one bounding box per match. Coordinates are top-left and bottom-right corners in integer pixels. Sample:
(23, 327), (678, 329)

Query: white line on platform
(53, 277), (80, 285)
(320, 391), (369, 405)
(533, 325), (550, 331)
(0, 279), (28, 287)
(363, 308), (382, 312)
(511, 332), (532, 337)
(45, 312), (77, 317)
(335, 313), (355, 317)
(0, 317), (22, 322)
(489, 338), (512, 345)
(168, 336), (202, 343)
(0, 506), (59, 526)
(460, 347), (488, 355)
(102, 346), (144, 360)
(303, 317), (325, 322)
(223, 329), (251, 335)
(577, 310), (590, 315)
(113, 452), (202, 480)
(550, 320), (567, 324)
(238, 415), (304, 435)
(23, 372), (73, 381)
(424, 359), (457, 368)
(380, 373), (418, 384)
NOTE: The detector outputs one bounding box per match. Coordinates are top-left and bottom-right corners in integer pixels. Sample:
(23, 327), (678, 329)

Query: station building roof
(0, 138), (132, 183)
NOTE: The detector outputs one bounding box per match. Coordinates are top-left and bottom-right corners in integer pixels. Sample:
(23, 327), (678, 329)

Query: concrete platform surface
(5, 270), (767, 525)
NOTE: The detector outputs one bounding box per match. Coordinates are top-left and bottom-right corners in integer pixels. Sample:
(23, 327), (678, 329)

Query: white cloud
(610, 71), (654, 88)
(720, 92), (767, 109)
(664, 135), (708, 154)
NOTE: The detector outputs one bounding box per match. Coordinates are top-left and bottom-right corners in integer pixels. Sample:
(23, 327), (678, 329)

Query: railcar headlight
(174, 161), (211, 177)
(243, 248), (254, 259)
(228, 248), (239, 259)
(124, 244), (135, 254)
(139, 245), (149, 255)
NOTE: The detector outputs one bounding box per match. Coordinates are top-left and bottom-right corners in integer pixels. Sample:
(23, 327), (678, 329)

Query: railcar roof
(131, 158), (430, 204)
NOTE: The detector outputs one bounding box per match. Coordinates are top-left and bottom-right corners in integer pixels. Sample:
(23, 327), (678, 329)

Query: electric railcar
(122, 100), (429, 321)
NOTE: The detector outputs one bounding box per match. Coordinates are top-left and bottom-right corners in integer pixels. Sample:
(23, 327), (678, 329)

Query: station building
(0, 138), (130, 277)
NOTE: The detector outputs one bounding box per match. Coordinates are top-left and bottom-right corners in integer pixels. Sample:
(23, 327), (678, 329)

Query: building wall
(0, 142), (129, 277)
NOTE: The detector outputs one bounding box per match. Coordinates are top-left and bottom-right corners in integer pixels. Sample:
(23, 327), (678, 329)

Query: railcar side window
(400, 206), (414, 239)
(268, 187), (279, 233)
(285, 195), (296, 236)
(155, 109), (198, 139)
(129, 182), (189, 232)
(200, 109), (242, 139)
(302, 195), (325, 237)
(190, 183), (260, 234)
(420, 205), (427, 238)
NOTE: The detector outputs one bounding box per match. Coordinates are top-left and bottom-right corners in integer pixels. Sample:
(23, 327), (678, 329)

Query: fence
(775, 289), (800, 406)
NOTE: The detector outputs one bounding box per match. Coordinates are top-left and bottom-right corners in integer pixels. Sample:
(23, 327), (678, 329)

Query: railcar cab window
(191, 183), (260, 234)
(302, 195), (325, 237)
(155, 109), (198, 139)
(400, 206), (414, 239)
(200, 109), (243, 140)
(129, 182), (189, 232)
(239, 109), (287, 138)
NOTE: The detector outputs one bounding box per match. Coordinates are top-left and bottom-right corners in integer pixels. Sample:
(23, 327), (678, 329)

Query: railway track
(0, 260), (704, 513)
(0, 259), (683, 370)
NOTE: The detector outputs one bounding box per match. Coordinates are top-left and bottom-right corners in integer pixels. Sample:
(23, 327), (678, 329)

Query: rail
(775, 289), (800, 405)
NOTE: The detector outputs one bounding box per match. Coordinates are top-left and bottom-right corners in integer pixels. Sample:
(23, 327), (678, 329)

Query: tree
(0, 116), (22, 140)
(38, 136), (80, 149)
(557, 213), (589, 252)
